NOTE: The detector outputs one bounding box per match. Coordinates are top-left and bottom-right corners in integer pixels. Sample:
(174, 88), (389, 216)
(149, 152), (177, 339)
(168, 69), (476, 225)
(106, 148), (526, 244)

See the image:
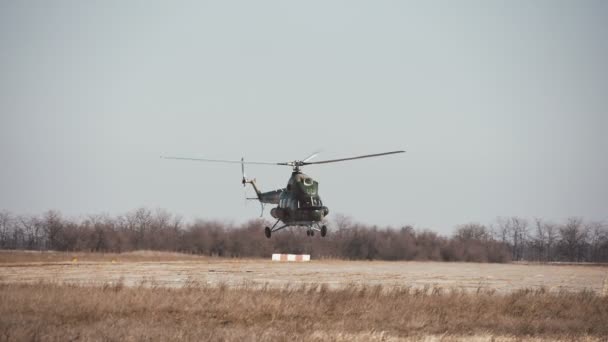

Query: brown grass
(0, 250), (208, 264)
(0, 281), (606, 341)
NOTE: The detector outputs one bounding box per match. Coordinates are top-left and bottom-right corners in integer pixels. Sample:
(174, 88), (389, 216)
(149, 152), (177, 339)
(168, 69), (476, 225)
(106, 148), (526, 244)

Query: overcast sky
(1, 1), (606, 234)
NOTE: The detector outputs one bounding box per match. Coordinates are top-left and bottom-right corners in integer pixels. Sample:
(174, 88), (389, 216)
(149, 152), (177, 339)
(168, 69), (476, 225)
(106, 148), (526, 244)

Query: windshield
(299, 196), (323, 208)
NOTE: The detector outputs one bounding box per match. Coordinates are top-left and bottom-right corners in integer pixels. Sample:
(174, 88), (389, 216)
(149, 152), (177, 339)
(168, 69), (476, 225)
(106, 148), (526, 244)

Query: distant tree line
(0, 209), (606, 263)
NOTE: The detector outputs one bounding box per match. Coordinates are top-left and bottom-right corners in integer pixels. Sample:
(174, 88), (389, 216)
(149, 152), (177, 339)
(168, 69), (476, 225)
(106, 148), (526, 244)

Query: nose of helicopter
(311, 206), (329, 221)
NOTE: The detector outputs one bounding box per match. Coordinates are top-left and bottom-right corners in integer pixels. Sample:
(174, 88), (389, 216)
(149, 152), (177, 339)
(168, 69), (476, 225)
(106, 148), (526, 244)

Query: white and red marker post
(271, 254), (311, 262)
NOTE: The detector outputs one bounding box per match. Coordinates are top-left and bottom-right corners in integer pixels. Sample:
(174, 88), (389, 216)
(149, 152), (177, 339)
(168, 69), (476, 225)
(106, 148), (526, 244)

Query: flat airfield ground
(1, 252), (607, 293)
(2, 252), (608, 340)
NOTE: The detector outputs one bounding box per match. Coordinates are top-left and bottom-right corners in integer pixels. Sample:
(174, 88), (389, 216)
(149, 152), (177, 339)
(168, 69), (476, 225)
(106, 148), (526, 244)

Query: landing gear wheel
(321, 225), (327, 237)
(310, 230), (315, 236)
(306, 230), (310, 236)
(264, 227), (271, 239)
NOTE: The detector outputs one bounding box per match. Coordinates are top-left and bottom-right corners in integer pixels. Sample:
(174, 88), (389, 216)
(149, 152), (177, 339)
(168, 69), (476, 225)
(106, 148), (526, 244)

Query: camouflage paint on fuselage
(259, 171), (328, 225)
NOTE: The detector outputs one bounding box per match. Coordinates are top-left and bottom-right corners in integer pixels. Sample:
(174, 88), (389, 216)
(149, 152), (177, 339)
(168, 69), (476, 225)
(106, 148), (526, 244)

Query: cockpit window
(299, 197), (322, 208)
(303, 178), (313, 186)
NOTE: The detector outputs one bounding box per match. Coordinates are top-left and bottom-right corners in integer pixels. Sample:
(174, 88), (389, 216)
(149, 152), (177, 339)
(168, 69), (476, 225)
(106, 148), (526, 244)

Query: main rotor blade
(161, 156), (281, 166)
(302, 150), (405, 165)
(302, 150), (322, 163)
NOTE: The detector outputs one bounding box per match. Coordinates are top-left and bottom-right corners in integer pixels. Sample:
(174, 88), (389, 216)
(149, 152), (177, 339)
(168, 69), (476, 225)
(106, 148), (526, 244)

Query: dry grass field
(1, 250), (607, 341)
(1, 281), (607, 341)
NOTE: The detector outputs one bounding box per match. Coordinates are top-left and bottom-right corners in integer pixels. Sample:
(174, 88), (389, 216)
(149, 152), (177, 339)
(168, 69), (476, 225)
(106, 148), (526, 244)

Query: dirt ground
(1, 254), (606, 293)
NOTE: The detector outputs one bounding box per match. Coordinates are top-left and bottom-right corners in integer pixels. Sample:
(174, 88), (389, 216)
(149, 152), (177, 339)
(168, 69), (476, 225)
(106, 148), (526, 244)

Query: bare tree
(17, 215), (44, 250)
(454, 223), (490, 241)
(492, 219), (510, 244)
(543, 221), (558, 261)
(414, 230), (443, 260)
(558, 217), (588, 262)
(494, 217), (528, 261)
(587, 221), (608, 262)
(148, 208), (173, 250)
(84, 213), (112, 252)
(530, 218), (546, 261)
(42, 210), (65, 250)
(127, 208), (153, 250)
(0, 210), (13, 248)
(507, 217), (529, 261)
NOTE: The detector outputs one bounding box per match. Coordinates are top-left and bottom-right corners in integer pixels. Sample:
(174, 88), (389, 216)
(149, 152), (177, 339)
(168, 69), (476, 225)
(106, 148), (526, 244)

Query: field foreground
(1, 251), (608, 341)
(1, 281), (607, 341)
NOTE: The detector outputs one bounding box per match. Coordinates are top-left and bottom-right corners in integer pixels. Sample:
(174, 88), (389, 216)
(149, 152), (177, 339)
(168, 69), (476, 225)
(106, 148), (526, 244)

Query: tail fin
(241, 157), (265, 216)
(241, 157), (246, 187)
(241, 157), (262, 197)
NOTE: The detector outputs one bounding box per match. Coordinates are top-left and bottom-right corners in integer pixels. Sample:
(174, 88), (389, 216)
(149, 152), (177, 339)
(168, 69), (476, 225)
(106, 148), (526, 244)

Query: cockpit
(278, 195), (323, 209)
(299, 196), (323, 208)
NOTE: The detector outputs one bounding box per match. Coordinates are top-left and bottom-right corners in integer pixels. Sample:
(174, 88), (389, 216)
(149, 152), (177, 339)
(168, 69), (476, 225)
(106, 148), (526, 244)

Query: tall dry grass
(0, 281), (606, 341)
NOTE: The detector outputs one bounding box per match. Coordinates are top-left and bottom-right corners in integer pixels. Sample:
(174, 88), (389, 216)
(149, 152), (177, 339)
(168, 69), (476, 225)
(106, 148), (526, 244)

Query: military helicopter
(162, 150), (405, 238)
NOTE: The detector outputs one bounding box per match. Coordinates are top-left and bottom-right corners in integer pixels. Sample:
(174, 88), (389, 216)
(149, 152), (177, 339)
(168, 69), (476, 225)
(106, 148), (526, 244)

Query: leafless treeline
(0, 209), (606, 263)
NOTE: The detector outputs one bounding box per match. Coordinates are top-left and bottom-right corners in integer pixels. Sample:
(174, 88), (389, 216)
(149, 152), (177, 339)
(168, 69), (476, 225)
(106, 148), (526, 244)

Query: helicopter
(162, 150), (405, 238)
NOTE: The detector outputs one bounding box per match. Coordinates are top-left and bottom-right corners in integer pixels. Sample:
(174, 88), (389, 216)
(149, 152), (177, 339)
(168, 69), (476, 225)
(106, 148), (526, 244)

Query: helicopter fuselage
(263, 172), (329, 225)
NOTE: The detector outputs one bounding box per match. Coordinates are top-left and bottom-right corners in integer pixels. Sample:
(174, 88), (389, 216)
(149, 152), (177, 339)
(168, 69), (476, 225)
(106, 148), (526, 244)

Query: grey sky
(1, 1), (607, 234)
